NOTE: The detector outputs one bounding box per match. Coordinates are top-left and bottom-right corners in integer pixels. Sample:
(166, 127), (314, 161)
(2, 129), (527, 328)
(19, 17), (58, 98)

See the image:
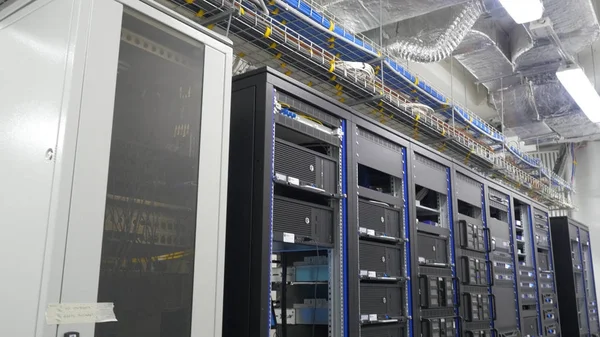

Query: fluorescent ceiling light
(499, 0), (544, 24)
(557, 66), (600, 124)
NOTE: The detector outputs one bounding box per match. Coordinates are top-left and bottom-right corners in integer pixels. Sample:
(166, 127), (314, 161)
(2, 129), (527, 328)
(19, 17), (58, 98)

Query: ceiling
(321, 0), (600, 145)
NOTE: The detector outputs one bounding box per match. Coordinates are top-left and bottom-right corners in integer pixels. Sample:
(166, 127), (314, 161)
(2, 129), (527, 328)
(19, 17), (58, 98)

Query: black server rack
(347, 118), (411, 337)
(550, 217), (600, 337)
(532, 209), (560, 337)
(452, 166), (495, 337)
(223, 67), (567, 337)
(409, 145), (457, 337)
(223, 68), (349, 337)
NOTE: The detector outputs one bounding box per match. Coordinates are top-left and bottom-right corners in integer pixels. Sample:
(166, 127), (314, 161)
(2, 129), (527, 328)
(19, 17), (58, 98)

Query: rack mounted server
(223, 67), (571, 337)
(550, 217), (600, 337)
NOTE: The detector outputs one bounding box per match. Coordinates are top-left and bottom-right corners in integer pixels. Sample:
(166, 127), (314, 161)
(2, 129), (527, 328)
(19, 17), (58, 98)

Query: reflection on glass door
(96, 11), (204, 337)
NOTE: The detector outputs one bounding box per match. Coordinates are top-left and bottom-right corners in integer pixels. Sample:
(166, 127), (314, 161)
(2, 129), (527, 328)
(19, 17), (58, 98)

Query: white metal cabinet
(0, 1), (232, 336)
(0, 1), (86, 336)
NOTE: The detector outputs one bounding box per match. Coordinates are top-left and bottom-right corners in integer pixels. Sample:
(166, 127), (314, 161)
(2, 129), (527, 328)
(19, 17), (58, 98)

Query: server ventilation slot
(358, 199), (403, 243)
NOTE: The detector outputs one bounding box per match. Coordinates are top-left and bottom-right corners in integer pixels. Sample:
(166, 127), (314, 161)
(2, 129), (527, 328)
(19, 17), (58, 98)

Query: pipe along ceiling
(322, 0), (600, 142)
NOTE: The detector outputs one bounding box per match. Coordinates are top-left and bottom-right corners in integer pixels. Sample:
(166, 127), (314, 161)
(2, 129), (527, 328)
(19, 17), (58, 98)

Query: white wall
(571, 140), (600, 298)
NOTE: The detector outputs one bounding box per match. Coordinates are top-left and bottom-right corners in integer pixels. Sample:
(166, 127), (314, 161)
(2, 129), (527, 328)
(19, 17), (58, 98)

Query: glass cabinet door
(58, 1), (231, 337)
(96, 10), (205, 337)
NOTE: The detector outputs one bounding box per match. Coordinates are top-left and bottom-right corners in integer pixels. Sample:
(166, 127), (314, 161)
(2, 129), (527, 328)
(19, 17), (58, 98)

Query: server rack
(224, 67), (566, 337)
(224, 68), (348, 337)
(452, 165), (495, 337)
(347, 118), (411, 337)
(511, 198), (542, 337)
(532, 209), (560, 337)
(409, 145), (457, 337)
(550, 217), (600, 337)
(580, 228), (600, 336)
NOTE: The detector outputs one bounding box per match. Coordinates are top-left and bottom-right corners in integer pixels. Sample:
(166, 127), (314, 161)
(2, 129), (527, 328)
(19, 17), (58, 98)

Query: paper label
(369, 314), (378, 321)
(359, 227), (367, 234)
(360, 270), (368, 276)
(367, 229), (375, 236)
(418, 257), (425, 263)
(275, 173), (287, 181)
(368, 271), (377, 278)
(288, 177), (300, 186)
(361, 314), (369, 321)
(283, 232), (295, 243)
(46, 303), (117, 325)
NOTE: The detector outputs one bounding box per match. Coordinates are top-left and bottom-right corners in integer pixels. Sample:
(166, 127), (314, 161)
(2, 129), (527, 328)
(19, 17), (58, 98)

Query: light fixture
(557, 65), (600, 123)
(499, 0), (544, 24)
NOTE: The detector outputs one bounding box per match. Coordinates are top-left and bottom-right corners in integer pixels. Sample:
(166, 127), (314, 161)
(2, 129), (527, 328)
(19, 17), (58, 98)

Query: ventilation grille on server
(275, 141), (318, 183)
(276, 91), (338, 126)
(360, 325), (404, 337)
(415, 153), (446, 172)
(359, 242), (401, 276)
(358, 127), (402, 153)
(359, 201), (388, 233)
(360, 285), (402, 316)
(273, 198), (313, 236)
(359, 201), (401, 236)
(457, 173), (481, 188)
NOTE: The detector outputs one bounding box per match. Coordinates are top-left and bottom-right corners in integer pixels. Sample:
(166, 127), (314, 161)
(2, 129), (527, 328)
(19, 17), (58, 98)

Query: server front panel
(411, 150), (457, 337)
(454, 172), (495, 337)
(271, 89), (344, 337)
(580, 229), (600, 334)
(512, 198), (541, 337)
(533, 209), (560, 337)
(487, 187), (520, 337)
(352, 125), (409, 337)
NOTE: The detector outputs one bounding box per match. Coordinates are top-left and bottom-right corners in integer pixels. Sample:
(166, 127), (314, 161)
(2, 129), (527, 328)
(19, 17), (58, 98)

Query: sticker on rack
(46, 303), (117, 325)
(359, 227), (367, 234)
(275, 173), (287, 181)
(361, 314), (369, 321)
(360, 270), (368, 276)
(283, 232), (295, 243)
(367, 229), (375, 236)
(368, 271), (377, 278)
(369, 314), (378, 321)
(287, 177), (300, 186)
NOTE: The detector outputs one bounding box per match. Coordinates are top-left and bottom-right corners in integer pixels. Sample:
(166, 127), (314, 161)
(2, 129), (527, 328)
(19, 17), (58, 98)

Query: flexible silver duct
(313, 0), (471, 34)
(383, 1), (483, 63)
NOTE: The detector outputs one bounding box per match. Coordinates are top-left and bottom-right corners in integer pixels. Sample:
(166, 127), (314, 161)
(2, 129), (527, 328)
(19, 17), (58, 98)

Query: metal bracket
(201, 9), (236, 27)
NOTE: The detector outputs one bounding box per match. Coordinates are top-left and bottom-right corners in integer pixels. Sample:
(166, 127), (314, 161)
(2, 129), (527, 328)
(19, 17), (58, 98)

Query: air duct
(382, 1), (484, 63)
(313, 0), (472, 34)
(455, 0), (600, 139)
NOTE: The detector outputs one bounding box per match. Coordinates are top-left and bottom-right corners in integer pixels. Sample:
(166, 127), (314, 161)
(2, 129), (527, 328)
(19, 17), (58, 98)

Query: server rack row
(224, 67), (569, 337)
(550, 217), (600, 337)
